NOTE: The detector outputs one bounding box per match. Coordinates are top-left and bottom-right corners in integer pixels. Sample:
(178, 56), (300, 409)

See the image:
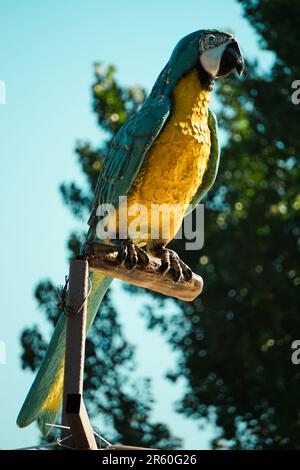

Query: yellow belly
(122, 69), (211, 244)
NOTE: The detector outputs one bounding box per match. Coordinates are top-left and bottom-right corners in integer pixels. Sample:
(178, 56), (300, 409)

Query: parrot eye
(207, 34), (218, 46)
(200, 34), (219, 52)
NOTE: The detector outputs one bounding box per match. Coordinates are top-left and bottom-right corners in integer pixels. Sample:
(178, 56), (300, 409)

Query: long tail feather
(17, 272), (112, 435)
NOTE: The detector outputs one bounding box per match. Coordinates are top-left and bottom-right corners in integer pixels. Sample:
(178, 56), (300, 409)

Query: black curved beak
(218, 39), (244, 77)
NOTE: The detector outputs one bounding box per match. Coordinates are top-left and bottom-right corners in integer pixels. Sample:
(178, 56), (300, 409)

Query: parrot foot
(153, 245), (193, 283)
(116, 239), (150, 271)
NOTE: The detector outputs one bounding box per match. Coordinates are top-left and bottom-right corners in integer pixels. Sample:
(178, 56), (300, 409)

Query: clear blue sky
(0, 0), (272, 449)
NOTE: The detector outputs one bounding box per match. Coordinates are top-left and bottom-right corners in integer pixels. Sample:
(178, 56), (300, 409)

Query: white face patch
(200, 40), (232, 77)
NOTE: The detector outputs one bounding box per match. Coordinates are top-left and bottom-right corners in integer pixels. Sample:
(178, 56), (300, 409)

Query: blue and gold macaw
(17, 29), (243, 433)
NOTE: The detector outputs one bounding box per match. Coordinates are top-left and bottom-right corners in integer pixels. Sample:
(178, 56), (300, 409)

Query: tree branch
(82, 243), (203, 302)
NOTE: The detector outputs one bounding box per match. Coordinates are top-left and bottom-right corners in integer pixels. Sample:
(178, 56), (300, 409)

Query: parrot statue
(17, 29), (243, 434)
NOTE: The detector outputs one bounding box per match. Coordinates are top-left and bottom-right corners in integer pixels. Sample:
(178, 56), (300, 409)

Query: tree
(140, 0), (300, 449)
(20, 63), (180, 449)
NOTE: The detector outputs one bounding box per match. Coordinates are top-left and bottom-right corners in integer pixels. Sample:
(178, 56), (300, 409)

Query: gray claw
(181, 262), (193, 282)
(136, 246), (150, 266)
(155, 246), (193, 283)
(158, 249), (171, 275)
(170, 253), (183, 283)
(117, 241), (128, 265)
(117, 240), (150, 271)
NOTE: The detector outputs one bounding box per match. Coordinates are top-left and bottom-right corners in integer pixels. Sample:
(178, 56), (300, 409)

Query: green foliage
(19, 64), (179, 449)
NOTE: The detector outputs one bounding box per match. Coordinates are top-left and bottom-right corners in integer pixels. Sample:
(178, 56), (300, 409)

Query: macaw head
(198, 30), (244, 79)
(158, 29), (244, 94)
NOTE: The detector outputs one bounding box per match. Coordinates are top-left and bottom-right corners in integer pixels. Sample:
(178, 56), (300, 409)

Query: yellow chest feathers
(127, 69), (212, 209)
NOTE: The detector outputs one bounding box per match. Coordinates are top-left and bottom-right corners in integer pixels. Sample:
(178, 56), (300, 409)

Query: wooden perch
(83, 243), (203, 302)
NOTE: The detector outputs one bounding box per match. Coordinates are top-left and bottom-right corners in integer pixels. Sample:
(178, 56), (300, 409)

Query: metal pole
(61, 259), (97, 450)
